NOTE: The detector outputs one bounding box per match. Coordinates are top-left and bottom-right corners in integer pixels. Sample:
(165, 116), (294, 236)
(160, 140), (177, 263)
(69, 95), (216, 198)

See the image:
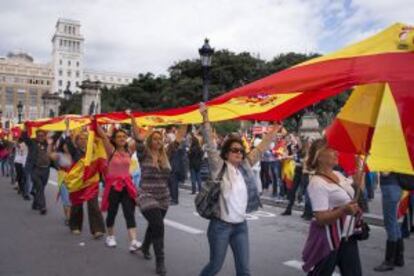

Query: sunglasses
(229, 148), (245, 154)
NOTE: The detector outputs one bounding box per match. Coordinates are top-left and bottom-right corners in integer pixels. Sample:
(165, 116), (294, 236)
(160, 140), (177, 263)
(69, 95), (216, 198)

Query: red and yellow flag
(26, 23), (414, 132)
(64, 121), (107, 205)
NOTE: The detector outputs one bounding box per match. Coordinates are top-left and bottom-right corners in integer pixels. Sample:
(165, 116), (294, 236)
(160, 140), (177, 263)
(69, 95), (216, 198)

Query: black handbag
(351, 217), (370, 241)
(195, 164), (227, 219)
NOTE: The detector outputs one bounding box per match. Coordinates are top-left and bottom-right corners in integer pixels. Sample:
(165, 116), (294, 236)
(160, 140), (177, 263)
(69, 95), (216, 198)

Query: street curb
(180, 183), (384, 227)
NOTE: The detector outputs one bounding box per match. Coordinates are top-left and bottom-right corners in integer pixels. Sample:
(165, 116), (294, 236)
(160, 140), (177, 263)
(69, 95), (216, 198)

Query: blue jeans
(24, 166), (33, 197)
(200, 219), (250, 276)
(270, 160), (283, 197)
(381, 176), (402, 241)
(190, 168), (202, 193)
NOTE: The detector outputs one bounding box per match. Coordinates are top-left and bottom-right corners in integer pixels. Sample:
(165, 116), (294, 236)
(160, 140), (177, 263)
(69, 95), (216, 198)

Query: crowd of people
(0, 104), (413, 276)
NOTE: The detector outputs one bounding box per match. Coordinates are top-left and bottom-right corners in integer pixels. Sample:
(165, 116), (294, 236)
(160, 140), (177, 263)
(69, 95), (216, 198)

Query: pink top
(106, 151), (131, 179)
(101, 150), (138, 211)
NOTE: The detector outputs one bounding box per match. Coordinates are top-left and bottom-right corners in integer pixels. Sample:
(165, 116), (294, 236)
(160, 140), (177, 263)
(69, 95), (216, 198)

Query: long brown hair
(145, 130), (171, 170)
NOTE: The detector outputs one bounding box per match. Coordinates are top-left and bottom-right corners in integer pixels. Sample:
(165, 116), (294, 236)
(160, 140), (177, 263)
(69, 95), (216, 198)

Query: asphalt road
(0, 173), (413, 276)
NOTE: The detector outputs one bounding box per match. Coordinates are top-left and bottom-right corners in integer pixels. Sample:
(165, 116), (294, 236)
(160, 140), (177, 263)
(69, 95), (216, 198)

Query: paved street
(0, 172), (413, 276)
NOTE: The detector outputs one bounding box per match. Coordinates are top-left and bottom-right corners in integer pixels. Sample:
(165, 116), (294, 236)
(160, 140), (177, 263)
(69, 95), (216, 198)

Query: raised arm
(126, 109), (145, 142)
(95, 121), (115, 156)
(246, 123), (285, 166)
(199, 103), (223, 177)
(21, 123), (34, 148)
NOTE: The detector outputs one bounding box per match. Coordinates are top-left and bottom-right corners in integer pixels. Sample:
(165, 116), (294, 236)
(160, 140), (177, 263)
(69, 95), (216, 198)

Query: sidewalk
(180, 181), (385, 226)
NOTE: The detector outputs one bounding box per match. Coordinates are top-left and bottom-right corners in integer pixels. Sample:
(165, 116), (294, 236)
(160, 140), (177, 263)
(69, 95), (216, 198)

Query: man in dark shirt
(22, 128), (51, 215)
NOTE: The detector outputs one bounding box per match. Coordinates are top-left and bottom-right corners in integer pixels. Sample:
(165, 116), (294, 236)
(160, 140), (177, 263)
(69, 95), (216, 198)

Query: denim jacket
(201, 121), (278, 214)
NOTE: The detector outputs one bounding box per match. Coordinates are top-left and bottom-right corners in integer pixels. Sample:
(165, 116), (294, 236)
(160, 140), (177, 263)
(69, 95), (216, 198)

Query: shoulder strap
(216, 163), (227, 181)
(316, 172), (353, 200)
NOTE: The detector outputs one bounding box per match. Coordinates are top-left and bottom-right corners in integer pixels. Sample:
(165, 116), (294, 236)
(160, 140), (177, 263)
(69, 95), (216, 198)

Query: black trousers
(14, 163), (25, 194)
(168, 173), (180, 204)
(260, 161), (272, 190)
(285, 166), (303, 211)
(70, 195), (105, 234)
(31, 167), (50, 210)
(106, 188), (136, 229)
(141, 208), (167, 250)
(308, 239), (362, 276)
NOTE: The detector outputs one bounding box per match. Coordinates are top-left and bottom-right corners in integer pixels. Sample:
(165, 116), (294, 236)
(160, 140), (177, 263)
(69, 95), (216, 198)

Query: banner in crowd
(20, 23), (414, 175)
(23, 23), (414, 131)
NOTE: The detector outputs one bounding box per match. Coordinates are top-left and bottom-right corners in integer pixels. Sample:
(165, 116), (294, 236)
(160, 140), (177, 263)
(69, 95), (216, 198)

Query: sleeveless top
(138, 153), (171, 211)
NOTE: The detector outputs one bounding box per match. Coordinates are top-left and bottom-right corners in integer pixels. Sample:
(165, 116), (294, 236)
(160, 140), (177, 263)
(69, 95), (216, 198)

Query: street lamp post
(17, 101), (23, 124)
(199, 38), (214, 102)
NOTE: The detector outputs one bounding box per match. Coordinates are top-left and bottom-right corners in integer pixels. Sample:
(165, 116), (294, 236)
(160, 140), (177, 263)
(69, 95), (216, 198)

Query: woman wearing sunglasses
(199, 103), (284, 276)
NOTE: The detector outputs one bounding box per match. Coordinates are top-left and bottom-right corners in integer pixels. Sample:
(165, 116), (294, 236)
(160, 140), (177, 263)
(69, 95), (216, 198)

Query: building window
(67, 70), (71, 77)
(64, 25), (67, 33)
(59, 70), (62, 76)
(30, 89), (37, 106)
(68, 60), (71, 66)
(47, 80), (50, 85)
(58, 80), (62, 86)
(76, 61), (79, 67)
(59, 39), (63, 47)
(76, 81), (79, 86)
(59, 59), (62, 65)
(6, 87), (13, 104)
(76, 71), (80, 77)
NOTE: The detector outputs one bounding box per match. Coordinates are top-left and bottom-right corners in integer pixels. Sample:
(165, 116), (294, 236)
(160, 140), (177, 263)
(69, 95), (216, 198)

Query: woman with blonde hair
(302, 138), (365, 276)
(129, 111), (186, 276)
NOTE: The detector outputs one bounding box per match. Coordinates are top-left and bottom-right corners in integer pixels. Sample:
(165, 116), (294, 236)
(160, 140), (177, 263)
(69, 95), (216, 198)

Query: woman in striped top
(129, 111), (186, 276)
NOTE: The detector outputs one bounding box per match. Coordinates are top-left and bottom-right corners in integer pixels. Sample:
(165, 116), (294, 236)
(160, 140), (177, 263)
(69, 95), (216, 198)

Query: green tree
(59, 93), (82, 115)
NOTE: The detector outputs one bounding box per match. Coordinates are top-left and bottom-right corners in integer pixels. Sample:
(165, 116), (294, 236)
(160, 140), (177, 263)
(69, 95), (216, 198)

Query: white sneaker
(105, 236), (117, 248)
(129, 240), (142, 253)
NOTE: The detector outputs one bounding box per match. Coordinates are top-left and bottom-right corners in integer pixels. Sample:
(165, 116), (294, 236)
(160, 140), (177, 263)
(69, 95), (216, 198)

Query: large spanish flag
(25, 23), (414, 144)
(326, 81), (414, 175)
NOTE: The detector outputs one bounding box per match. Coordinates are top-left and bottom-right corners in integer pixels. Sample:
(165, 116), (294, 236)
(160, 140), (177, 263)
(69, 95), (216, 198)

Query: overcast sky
(0, 0), (412, 76)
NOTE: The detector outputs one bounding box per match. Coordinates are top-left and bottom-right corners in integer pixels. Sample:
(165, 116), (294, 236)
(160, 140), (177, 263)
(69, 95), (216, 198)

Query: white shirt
(220, 162), (248, 223)
(14, 143), (28, 166)
(308, 171), (354, 212)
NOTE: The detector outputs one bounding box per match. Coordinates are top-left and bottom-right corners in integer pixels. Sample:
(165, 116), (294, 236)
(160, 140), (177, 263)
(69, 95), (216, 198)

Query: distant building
(51, 18), (84, 95)
(84, 70), (134, 89)
(0, 18), (135, 124)
(0, 51), (53, 124)
(51, 18), (134, 96)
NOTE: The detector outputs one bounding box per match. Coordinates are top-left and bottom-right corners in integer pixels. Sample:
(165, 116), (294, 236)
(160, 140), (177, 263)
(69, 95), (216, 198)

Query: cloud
(0, 0), (413, 75)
